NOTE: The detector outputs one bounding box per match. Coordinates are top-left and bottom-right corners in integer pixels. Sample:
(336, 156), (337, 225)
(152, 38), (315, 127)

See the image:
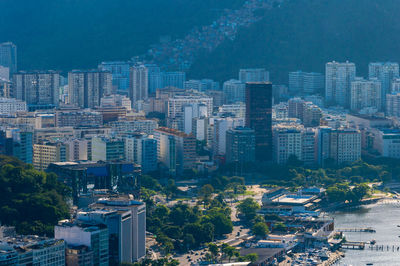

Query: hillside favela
(2, 0), (400, 265)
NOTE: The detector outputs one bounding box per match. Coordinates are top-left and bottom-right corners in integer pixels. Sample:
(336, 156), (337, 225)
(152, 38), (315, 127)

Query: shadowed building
(245, 82), (273, 161)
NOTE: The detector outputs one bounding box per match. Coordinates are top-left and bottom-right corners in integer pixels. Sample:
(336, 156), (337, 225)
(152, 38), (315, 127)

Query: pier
(336, 227), (376, 233)
(368, 245), (400, 252)
(342, 241), (366, 250)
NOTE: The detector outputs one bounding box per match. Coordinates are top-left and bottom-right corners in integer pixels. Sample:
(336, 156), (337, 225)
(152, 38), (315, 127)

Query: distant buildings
(0, 42), (17, 74)
(90, 197), (146, 262)
(245, 82), (273, 161)
(325, 61), (356, 108)
(0, 97), (26, 114)
(13, 71), (60, 108)
(223, 79), (245, 104)
(162, 71), (186, 89)
(350, 77), (381, 112)
(68, 70), (112, 109)
(386, 93), (400, 117)
(167, 93), (213, 132)
(154, 127), (196, 176)
(317, 127), (361, 165)
(91, 137), (125, 162)
(55, 221), (109, 266)
(289, 71), (324, 94)
(213, 117), (245, 156)
(239, 68), (269, 83)
(98, 61), (130, 94)
(369, 62), (399, 109)
(124, 133), (158, 173)
(185, 79), (219, 92)
(33, 142), (67, 170)
(0, 236), (65, 265)
(226, 127), (255, 163)
(129, 64), (150, 103)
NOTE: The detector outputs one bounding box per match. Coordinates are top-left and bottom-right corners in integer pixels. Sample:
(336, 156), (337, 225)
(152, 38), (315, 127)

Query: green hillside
(189, 0), (400, 83)
(0, 0), (244, 71)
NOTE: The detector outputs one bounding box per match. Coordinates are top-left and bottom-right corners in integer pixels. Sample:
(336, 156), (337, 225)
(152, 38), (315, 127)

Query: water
(331, 201), (400, 265)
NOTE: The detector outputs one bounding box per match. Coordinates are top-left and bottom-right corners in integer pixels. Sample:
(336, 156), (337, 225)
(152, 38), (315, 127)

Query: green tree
(252, 222), (269, 238)
(0, 159), (70, 236)
(208, 243), (219, 262)
(273, 222), (287, 232)
(237, 198), (260, 222)
(244, 253), (258, 263)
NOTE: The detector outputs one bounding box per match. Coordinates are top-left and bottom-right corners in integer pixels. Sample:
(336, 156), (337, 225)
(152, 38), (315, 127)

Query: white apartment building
(273, 124), (303, 164)
(325, 61), (356, 108)
(110, 119), (158, 135)
(369, 62), (399, 108)
(0, 97), (26, 114)
(212, 117), (245, 156)
(223, 79), (245, 104)
(350, 77), (381, 112)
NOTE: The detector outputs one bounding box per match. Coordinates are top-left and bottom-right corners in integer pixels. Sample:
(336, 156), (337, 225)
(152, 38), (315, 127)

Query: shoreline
(321, 196), (396, 212)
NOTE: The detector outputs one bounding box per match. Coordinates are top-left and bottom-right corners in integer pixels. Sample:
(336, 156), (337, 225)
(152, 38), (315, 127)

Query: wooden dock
(342, 241), (366, 250)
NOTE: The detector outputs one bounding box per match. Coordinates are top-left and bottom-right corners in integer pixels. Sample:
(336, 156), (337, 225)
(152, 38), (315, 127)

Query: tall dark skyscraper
(245, 82), (272, 161)
(0, 42), (17, 74)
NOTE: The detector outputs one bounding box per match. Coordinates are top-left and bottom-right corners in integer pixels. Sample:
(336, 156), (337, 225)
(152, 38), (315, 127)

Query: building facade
(245, 82), (273, 161)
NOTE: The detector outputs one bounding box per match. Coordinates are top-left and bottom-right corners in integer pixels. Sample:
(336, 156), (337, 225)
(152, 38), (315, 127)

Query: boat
(370, 239), (376, 245)
(366, 263), (373, 266)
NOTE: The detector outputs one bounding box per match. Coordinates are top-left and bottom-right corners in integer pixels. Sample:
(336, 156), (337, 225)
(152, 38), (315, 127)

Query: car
(187, 256), (190, 259)
(195, 253), (199, 255)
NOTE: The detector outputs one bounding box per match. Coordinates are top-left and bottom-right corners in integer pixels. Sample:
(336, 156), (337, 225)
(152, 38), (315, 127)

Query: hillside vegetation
(189, 0), (400, 83)
(0, 156), (70, 236)
(0, 0), (245, 71)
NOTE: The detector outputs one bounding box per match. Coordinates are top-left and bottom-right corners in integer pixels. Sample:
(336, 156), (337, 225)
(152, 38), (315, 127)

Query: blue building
(98, 61), (130, 94)
(0, 129), (33, 164)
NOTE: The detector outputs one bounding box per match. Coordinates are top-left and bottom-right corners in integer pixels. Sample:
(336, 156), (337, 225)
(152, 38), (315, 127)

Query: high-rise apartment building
(124, 133), (157, 173)
(167, 94), (213, 131)
(0, 65), (10, 80)
(13, 71), (60, 107)
(391, 78), (400, 93)
(223, 79), (245, 104)
(68, 70), (112, 108)
(0, 42), (17, 74)
(369, 62), (399, 109)
(239, 68), (269, 83)
(90, 197), (146, 262)
(317, 127), (361, 165)
(129, 64), (149, 103)
(273, 124), (303, 164)
(212, 117), (245, 156)
(225, 127), (255, 164)
(386, 93), (400, 117)
(303, 72), (324, 94)
(162, 71), (186, 89)
(154, 127), (196, 176)
(350, 77), (381, 112)
(98, 61), (130, 94)
(245, 82), (273, 161)
(91, 137), (125, 162)
(185, 79), (219, 92)
(0, 78), (12, 98)
(288, 71), (304, 94)
(33, 142), (67, 170)
(325, 61), (356, 108)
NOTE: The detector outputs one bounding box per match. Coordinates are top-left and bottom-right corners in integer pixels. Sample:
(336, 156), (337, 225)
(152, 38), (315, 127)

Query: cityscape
(1, 1), (400, 266)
